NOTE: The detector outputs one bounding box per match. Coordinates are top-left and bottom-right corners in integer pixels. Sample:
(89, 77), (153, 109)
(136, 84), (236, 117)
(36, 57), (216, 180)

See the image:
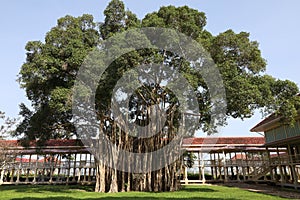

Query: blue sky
(0, 0), (299, 137)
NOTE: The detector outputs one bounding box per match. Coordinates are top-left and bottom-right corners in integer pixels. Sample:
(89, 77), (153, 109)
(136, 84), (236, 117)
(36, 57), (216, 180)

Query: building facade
(251, 112), (300, 188)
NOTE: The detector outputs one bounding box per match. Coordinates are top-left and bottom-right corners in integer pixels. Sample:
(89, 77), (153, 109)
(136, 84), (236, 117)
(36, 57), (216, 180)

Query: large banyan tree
(16, 0), (300, 192)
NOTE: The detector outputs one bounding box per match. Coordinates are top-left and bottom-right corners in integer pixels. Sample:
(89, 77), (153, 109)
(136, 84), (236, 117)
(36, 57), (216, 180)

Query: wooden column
(210, 153), (214, 180)
(234, 152), (240, 181)
(83, 154), (87, 182)
(72, 153), (77, 182)
(78, 153), (82, 183)
(88, 154), (92, 182)
(198, 151), (201, 181)
(66, 155), (71, 184)
(16, 155), (22, 183)
(25, 154), (31, 183)
(276, 147), (284, 186)
(184, 166), (188, 184)
(261, 151), (267, 181)
(49, 154), (54, 183)
(283, 165), (288, 183)
(0, 166), (5, 184)
(10, 156), (16, 183)
(223, 151), (228, 182)
(57, 154), (62, 182)
(229, 152), (234, 180)
(41, 155), (46, 182)
(266, 147), (274, 182)
(217, 152), (221, 180)
(252, 152), (257, 181)
(33, 155), (38, 183)
(241, 151), (246, 181)
(274, 166), (278, 181)
(287, 144), (298, 188)
(200, 152), (206, 184)
(245, 152), (249, 180)
(214, 153), (218, 180)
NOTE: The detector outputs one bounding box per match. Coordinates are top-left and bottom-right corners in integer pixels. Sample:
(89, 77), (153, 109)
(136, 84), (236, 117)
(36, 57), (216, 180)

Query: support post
(210, 153), (214, 180)
(72, 153), (77, 182)
(287, 144), (298, 188)
(184, 166), (188, 185)
(277, 147), (284, 186)
(200, 152), (206, 184)
(223, 151), (228, 182)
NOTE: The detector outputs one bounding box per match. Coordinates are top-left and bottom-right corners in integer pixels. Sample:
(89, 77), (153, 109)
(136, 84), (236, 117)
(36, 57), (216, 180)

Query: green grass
(0, 184), (288, 200)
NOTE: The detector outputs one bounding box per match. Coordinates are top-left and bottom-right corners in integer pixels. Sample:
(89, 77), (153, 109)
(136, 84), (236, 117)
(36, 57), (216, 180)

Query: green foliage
(0, 111), (18, 139)
(100, 0), (140, 39)
(183, 152), (197, 168)
(16, 0), (299, 144)
(142, 5), (206, 39)
(208, 29), (299, 121)
(16, 14), (99, 142)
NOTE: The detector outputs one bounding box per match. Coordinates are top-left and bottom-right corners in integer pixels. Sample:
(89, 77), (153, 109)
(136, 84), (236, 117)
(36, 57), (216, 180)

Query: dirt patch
(219, 182), (300, 199)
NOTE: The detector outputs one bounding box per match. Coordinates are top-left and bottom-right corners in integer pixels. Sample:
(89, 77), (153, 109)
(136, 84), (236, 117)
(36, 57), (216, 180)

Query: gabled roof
(250, 113), (279, 132)
(251, 93), (300, 132)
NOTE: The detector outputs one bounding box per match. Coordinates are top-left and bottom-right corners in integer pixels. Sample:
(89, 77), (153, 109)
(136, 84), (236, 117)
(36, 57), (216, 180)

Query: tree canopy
(15, 0), (300, 192)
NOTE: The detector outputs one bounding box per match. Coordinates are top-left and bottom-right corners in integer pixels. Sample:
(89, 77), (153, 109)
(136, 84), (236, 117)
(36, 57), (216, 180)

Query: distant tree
(16, 0), (300, 192)
(0, 111), (17, 139)
(0, 111), (18, 181)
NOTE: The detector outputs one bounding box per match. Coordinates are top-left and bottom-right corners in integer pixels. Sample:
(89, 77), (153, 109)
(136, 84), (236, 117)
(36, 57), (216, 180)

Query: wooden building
(1, 136), (282, 186)
(0, 140), (95, 185)
(251, 112), (300, 188)
(181, 137), (275, 184)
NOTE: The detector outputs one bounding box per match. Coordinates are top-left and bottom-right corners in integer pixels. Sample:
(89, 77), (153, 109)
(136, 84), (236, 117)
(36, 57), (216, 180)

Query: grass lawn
(0, 184), (288, 200)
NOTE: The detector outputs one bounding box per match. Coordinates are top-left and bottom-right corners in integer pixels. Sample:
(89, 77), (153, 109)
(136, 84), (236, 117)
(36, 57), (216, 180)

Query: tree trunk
(109, 169), (118, 193)
(95, 160), (106, 192)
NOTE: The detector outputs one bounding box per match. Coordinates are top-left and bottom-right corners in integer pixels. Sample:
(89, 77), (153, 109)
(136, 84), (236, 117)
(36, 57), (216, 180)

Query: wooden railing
(0, 160), (96, 185)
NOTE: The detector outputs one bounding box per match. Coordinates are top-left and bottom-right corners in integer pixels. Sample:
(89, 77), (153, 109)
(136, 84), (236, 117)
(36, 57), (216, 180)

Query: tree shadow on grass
(1, 185), (215, 194)
(0, 184), (94, 194)
(11, 197), (238, 200)
(3, 185), (239, 200)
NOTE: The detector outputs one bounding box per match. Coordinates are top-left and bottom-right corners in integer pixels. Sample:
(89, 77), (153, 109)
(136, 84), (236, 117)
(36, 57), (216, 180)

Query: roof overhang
(251, 111), (300, 133)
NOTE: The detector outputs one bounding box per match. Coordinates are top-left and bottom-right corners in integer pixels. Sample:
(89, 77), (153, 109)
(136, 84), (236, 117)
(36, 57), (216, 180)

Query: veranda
(0, 140), (95, 185)
(0, 137), (296, 187)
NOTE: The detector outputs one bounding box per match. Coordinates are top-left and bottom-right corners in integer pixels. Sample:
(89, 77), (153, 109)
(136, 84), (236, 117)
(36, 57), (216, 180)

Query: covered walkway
(0, 137), (286, 186)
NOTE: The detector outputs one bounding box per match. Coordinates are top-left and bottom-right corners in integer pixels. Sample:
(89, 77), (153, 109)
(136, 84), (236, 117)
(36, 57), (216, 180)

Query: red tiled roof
(182, 137), (265, 145)
(0, 137), (265, 148)
(0, 139), (82, 148)
(45, 139), (83, 147)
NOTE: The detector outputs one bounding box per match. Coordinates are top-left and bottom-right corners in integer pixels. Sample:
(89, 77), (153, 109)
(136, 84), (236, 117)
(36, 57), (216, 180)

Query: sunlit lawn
(0, 184), (288, 200)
